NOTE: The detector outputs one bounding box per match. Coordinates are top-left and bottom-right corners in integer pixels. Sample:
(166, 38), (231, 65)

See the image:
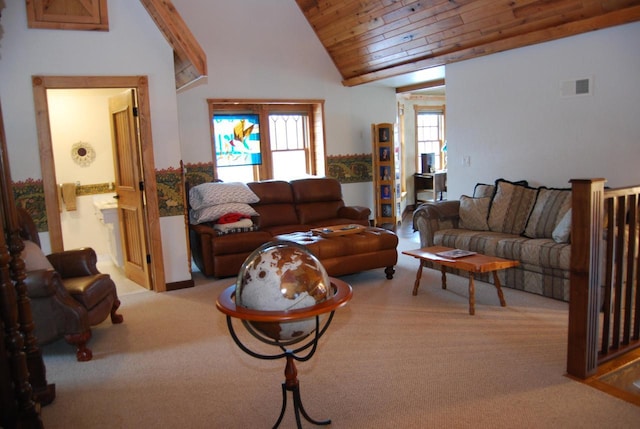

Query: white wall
(0, 0), (190, 284)
(49, 89), (120, 186)
(49, 89), (121, 261)
(445, 22), (640, 199)
(172, 0), (397, 210)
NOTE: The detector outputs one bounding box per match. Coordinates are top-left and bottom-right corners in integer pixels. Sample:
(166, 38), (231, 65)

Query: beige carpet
(39, 235), (640, 428)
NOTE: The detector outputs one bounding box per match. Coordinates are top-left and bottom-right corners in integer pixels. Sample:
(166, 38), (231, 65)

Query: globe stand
(216, 278), (352, 429)
(277, 349), (330, 428)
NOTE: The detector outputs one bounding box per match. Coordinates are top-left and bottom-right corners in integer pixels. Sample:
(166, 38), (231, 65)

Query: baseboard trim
(165, 279), (195, 291)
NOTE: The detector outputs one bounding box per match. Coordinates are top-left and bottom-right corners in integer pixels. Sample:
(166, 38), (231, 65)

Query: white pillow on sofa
(459, 195), (490, 231)
(189, 182), (259, 210)
(189, 202), (258, 225)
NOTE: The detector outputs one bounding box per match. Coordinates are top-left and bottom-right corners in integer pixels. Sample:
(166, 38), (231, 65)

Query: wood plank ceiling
(295, 0), (640, 87)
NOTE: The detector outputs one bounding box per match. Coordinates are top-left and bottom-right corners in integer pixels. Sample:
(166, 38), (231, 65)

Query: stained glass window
(213, 114), (262, 167)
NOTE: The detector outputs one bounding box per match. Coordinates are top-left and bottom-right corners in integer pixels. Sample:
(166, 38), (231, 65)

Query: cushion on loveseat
(487, 179), (538, 235)
(552, 209), (572, 243)
(458, 195), (490, 230)
(473, 183), (496, 198)
(523, 187), (571, 239)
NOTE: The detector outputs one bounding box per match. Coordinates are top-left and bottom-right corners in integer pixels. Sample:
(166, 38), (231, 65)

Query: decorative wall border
(327, 153), (372, 183)
(76, 182), (114, 196)
(13, 155), (370, 231)
(13, 169), (191, 233)
(155, 166), (185, 217)
(183, 162), (214, 187)
(12, 179), (47, 231)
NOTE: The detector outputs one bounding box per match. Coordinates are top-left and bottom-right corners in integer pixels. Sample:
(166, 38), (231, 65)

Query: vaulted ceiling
(295, 0), (640, 90)
(23, 1), (640, 91)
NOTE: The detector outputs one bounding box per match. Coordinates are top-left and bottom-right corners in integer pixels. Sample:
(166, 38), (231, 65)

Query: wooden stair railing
(568, 178), (640, 379)
(1, 100), (46, 427)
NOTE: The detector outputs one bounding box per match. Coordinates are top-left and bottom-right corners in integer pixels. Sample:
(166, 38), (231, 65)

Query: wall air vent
(561, 77), (592, 97)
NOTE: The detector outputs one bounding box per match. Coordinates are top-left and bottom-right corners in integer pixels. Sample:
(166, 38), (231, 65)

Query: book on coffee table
(310, 224), (366, 237)
(435, 249), (477, 259)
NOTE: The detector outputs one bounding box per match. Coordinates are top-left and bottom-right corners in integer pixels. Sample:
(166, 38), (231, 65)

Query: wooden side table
(414, 171), (447, 204)
(402, 246), (519, 315)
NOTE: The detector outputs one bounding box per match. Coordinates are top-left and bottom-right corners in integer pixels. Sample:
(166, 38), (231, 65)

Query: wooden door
(109, 90), (150, 289)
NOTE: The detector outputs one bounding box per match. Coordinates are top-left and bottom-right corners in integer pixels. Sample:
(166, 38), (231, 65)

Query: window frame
(207, 99), (326, 181)
(414, 105), (446, 172)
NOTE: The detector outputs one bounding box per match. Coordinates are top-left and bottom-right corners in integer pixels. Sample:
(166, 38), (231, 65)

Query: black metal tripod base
(272, 380), (330, 429)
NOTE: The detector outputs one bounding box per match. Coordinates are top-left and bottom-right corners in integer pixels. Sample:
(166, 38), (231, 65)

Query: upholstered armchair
(17, 208), (123, 361)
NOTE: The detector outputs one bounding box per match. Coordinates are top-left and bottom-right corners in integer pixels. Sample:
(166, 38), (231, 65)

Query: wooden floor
(396, 207), (421, 240)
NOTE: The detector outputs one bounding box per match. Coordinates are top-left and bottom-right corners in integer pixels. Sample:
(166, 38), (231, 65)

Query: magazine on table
(435, 249), (477, 259)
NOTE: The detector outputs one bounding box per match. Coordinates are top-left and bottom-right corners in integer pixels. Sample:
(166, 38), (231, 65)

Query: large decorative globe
(236, 241), (332, 344)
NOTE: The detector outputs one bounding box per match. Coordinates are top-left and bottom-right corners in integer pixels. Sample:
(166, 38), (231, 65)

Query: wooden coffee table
(402, 246), (519, 315)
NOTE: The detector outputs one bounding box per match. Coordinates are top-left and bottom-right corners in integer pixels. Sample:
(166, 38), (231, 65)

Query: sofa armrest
(47, 248), (99, 278)
(412, 200), (461, 247)
(189, 223), (218, 237)
(24, 269), (61, 298)
(338, 205), (371, 221)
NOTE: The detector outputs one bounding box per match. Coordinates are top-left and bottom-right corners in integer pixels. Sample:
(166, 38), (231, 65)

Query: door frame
(31, 75), (166, 292)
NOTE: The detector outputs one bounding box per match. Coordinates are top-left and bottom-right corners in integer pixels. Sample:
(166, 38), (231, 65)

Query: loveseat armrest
(47, 248), (99, 278)
(412, 200), (461, 247)
(338, 205), (371, 221)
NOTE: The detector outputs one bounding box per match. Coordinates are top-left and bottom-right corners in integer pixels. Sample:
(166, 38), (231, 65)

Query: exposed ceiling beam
(139, 0), (207, 90)
(396, 78), (445, 94)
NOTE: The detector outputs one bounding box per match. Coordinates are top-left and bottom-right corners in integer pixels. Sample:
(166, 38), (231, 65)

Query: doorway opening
(31, 75), (166, 292)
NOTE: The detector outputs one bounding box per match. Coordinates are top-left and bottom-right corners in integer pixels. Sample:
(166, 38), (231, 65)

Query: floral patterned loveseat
(413, 178), (571, 301)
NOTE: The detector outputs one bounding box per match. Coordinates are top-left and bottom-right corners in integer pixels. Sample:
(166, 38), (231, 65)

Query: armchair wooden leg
(110, 298), (124, 324)
(64, 331), (93, 362)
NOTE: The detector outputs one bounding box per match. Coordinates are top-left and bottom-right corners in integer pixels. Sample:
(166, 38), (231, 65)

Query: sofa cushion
(473, 180), (527, 199)
(520, 239), (571, 271)
(290, 177), (342, 203)
(251, 204), (299, 228)
(296, 201), (345, 224)
(459, 195), (490, 231)
(524, 187), (571, 239)
(488, 179), (538, 235)
(247, 181), (294, 204)
(246, 180), (299, 228)
(435, 229), (522, 257)
(291, 178), (346, 224)
(189, 203), (258, 224)
(434, 229), (570, 271)
(189, 182), (259, 210)
(552, 208), (572, 243)
(210, 231), (273, 255)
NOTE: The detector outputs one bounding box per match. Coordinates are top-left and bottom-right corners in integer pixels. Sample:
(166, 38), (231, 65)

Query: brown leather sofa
(189, 177), (397, 278)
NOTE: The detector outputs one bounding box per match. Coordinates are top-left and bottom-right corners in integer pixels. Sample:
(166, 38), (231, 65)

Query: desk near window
(414, 171), (447, 204)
